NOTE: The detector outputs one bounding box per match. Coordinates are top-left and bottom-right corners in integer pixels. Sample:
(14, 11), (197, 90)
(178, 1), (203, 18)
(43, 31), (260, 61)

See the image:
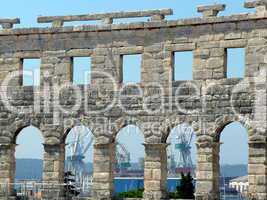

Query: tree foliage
(169, 172), (195, 199)
(115, 188), (144, 199)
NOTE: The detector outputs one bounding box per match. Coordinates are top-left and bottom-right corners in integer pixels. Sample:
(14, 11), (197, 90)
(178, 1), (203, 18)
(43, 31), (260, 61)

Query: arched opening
(114, 125), (145, 197)
(14, 125), (44, 197)
(166, 123), (196, 197)
(218, 122), (248, 199)
(64, 125), (94, 198)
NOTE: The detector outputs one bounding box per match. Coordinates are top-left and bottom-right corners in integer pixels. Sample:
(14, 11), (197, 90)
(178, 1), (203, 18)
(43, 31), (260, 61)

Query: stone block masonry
(0, 1), (266, 200)
(37, 9), (173, 27)
(0, 18), (20, 29)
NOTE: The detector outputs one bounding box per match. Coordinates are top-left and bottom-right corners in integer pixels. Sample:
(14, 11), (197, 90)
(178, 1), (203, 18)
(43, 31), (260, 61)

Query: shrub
(115, 188), (144, 199)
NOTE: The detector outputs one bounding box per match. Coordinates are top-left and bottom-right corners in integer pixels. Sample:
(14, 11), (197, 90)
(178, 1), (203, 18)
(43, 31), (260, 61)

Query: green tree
(177, 172), (195, 199)
(169, 172), (195, 199)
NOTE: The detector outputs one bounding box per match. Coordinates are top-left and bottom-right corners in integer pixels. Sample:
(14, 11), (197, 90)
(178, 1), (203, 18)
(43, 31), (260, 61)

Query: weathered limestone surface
(38, 9), (173, 27)
(197, 4), (226, 18)
(92, 143), (115, 199)
(0, 18), (20, 29)
(0, 1), (266, 200)
(143, 144), (168, 200)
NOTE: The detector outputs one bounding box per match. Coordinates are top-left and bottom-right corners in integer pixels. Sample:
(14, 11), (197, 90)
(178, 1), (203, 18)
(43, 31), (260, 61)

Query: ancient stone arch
(0, 1), (266, 200)
(213, 115), (253, 141)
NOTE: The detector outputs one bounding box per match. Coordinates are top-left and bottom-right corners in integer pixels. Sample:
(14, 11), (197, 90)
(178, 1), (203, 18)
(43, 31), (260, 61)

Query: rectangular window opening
(22, 58), (41, 86)
(121, 54), (142, 84)
(227, 48), (245, 78)
(72, 57), (91, 85)
(173, 51), (193, 81)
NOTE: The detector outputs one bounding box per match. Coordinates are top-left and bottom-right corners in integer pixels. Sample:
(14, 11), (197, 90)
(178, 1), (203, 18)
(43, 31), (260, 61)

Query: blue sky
(1, 0), (252, 28)
(11, 0), (249, 165)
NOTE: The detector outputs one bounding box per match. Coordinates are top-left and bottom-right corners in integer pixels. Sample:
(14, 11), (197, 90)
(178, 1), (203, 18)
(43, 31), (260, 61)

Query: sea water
(114, 178), (183, 193)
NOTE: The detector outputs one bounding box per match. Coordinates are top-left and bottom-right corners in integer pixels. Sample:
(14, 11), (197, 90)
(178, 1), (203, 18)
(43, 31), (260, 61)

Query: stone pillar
(212, 142), (220, 199)
(0, 144), (16, 199)
(92, 143), (115, 200)
(42, 144), (65, 200)
(195, 138), (220, 200)
(248, 140), (267, 200)
(143, 143), (168, 200)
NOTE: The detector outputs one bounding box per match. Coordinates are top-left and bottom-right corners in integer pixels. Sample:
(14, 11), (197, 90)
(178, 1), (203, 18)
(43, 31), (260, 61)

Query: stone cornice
(1, 13), (267, 36)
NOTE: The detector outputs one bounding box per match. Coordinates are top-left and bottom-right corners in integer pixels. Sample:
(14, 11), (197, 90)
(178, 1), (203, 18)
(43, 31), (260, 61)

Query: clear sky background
(11, 0), (250, 165)
(0, 0), (252, 28)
